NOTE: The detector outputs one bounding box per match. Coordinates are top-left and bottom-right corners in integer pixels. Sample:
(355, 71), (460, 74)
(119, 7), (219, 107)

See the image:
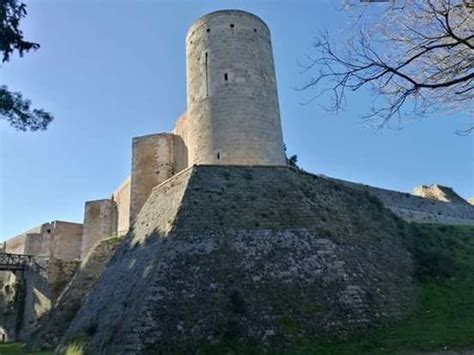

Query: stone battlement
(331, 178), (474, 225)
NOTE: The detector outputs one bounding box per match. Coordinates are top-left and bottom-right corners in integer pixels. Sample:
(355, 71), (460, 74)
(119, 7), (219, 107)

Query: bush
(403, 223), (473, 280)
(415, 249), (456, 279)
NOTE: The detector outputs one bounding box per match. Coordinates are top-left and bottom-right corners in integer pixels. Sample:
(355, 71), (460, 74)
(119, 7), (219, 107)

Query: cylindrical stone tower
(185, 10), (286, 166)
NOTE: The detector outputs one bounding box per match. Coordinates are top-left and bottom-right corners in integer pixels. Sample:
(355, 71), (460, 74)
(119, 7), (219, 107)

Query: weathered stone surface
(130, 133), (184, 224)
(18, 259), (79, 340)
(412, 184), (470, 204)
(27, 236), (121, 351)
(185, 10), (286, 166)
(0, 258), (79, 342)
(4, 221), (83, 261)
(58, 166), (413, 354)
(112, 177), (131, 237)
(81, 199), (116, 259)
(0, 271), (23, 342)
(332, 178), (474, 225)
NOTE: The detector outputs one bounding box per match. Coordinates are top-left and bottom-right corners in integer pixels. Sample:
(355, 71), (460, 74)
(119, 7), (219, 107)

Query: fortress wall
(27, 236), (122, 351)
(130, 133), (176, 224)
(50, 222), (83, 261)
(18, 258), (80, 341)
(5, 224), (44, 255)
(331, 178), (474, 225)
(185, 11), (286, 166)
(173, 135), (188, 174)
(0, 257), (80, 343)
(5, 222), (83, 260)
(5, 234), (27, 254)
(81, 200), (117, 259)
(24, 233), (49, 256)
(112, 177), (131, 236)
(173, 112), (189, 148)
(173, 112), (190, 173)
(0, 271), (21, 342)
(60, 166), (413, 353)
(412, 184), (470, 204)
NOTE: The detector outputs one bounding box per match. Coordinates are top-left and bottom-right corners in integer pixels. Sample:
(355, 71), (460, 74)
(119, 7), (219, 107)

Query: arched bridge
(0, 253), (34, 271)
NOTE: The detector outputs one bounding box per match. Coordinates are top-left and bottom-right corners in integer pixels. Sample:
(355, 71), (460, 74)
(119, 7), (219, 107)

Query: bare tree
(300, 0), (473, 133)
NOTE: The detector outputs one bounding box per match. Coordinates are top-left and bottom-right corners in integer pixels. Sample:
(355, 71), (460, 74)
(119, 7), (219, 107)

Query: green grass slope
(0, 343), (52, 354)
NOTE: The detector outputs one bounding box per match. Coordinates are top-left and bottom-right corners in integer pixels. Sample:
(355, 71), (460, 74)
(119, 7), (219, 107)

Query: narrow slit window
(217, 152), (220, 160)
(230, 24), (235, 28)
(207, 28), (210, 33)
(224, 73), (228, 81)
(254, 28), (257, 33)
(205, 52), (209, 97)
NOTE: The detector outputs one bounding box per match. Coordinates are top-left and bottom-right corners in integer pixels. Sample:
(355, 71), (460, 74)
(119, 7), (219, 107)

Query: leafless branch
(300, 0), (474, 132)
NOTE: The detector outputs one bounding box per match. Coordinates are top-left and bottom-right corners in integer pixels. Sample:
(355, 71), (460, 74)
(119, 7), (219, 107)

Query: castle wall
(5, 222), (83, 261)
(112, 177), (131, 237)
(412, 184), (470, 205)
(173, 112), (188, 147)
(59, 166), (414, 353)
(172, 112), (189, 173)
(331, 178), (474, 225)
(24, 233), (48, 256)
(18, 258), (80, 341)
(0, 258), (80, 343)
(0, 271), (22, 342)
(5, 235), (27, 255)
(130, 133), (176, 224)
(81, 200), (117, 259)
(27, 236), (122, 351)
(5, 224), (44, 255)
(185, 10), (286, 166)
(49, 222), (83, 261)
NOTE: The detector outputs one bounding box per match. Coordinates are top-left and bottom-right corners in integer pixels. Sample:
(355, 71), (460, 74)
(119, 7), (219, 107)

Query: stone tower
(185, 10), (286, 166)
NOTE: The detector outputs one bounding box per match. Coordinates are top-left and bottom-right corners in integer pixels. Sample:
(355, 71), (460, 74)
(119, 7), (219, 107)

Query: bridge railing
(0, 252), (35, 271)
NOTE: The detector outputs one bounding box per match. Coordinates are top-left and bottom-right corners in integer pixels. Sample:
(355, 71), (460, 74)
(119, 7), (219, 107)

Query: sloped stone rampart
(27, 236), (121, 350)
(58, 166), (413, 354)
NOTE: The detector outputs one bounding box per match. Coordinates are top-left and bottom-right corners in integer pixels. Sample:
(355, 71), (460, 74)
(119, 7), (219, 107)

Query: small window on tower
(217, 152), (220, 160)
(230, 24), (235, 28)
(254, 28), (257, 33)
(224, 73), (228, 81)
(207, 28), (210, 33)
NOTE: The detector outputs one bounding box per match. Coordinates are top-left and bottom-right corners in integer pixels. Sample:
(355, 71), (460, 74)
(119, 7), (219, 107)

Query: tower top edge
(186, 9), (270, 37)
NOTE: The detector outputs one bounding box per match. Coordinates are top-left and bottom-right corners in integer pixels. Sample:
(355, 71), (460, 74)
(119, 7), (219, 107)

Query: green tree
(1, 0), (53, 131)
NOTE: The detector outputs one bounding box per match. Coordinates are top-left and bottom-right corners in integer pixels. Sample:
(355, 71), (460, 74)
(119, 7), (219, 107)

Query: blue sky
(1, 0), (472, 239)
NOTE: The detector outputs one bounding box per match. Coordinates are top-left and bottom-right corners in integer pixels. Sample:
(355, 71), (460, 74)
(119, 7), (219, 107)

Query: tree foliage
(301, 0), (473, 133)
(1, 0), (39, 62)
(0, 85), (53, 131)
(1, 0), (53, 131)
